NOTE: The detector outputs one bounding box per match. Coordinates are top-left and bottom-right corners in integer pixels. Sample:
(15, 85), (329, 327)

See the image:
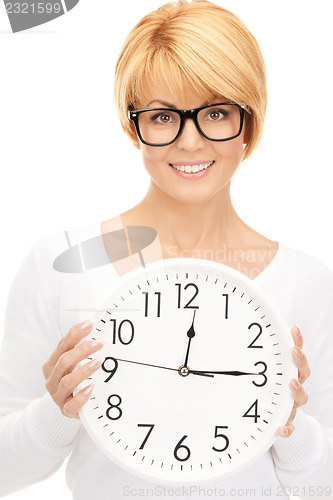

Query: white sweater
(0, 217), (332, 499)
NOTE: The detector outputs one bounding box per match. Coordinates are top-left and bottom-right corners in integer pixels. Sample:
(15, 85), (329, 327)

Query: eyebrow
(146, 99), (213, 109)
(146, 100), (177, 109)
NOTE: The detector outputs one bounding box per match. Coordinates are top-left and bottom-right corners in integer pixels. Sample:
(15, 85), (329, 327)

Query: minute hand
(189, 369), (259, 376)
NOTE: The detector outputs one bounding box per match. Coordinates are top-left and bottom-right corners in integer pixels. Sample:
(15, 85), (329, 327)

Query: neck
(123, 180), (246, 251)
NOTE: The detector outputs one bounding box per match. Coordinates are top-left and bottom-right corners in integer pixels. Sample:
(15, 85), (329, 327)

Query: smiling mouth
(169, 161), (214, 173)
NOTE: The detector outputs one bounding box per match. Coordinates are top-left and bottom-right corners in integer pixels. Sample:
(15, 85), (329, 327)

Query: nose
(175, 117), (205, 152)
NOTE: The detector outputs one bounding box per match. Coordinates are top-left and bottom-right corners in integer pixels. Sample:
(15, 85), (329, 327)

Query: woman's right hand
(42, 320), (106, 419)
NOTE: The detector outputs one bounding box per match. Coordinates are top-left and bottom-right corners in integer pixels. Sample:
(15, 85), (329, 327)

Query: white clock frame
(76, 257), (297, 485)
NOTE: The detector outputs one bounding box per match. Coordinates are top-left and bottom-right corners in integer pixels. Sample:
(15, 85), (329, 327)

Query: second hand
(115, 358), (214, 377)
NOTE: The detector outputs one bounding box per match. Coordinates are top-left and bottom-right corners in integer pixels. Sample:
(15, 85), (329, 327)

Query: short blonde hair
(114, 0), (267, 160)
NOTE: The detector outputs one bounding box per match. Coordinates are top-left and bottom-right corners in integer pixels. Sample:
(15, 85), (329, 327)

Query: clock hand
(183, 310), (196, 367)
(189, 369), (259, 376)
(115, 357), (214, 377)
(116, 358), (178, 372)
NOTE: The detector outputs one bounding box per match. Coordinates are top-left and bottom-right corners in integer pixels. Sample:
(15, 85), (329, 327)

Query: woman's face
(133, 80), (246, 205)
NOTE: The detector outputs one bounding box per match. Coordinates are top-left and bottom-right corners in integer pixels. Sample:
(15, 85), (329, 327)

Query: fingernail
(80, 320), (93, 332)
(84, 383), (95, 396)
(292, 325), (300, 336)
(279, 427), (289, 437)
(291, 378), (301, 390)
(293, 345), (303, 357)
(89, 357), (104, 369)
(90, 338), (108, 348)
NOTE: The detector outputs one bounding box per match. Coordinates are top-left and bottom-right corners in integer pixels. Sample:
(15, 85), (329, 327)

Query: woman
(0, 1), (332, 499)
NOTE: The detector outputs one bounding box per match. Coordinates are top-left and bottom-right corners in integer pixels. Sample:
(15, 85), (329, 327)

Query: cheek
(140, 146), (170, 172)
(214, 136), (244, 170)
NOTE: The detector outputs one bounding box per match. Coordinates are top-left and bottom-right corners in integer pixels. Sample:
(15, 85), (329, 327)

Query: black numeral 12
(175, 283), (199, 309)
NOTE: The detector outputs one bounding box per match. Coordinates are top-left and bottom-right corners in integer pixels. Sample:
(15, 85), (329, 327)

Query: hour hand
(183, 310), (196, 367)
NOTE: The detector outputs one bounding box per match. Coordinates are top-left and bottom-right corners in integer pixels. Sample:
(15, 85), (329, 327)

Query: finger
(291, 324), (303, 350)
(292, 345), (311, 384)
(289, 378), (308, 408)
(47, 339), (107, 392)
(50, 357), (103, 409)
(56, 357), (104, 404)
(46, 320), (95, 370)
(286, 404), (297, 425)
(62, 382), (96, 419)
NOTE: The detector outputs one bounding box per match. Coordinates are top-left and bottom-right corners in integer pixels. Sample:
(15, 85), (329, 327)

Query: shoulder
(38, 220), (102, 268)
(13, 219), (102, 303)
(24, 219), (116, 334)
(29, 218), (103, 294)
(278, 242), (333, 296)
(257, 241), (333, 334)
(273, 242), (333, 331)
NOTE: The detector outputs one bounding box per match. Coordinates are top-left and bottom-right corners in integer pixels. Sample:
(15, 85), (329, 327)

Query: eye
(206, 108), (229, 121)
(150, 111), (177, 125)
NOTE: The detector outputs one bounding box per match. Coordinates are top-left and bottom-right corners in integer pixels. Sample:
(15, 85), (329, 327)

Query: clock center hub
(178, 365), (190, 377)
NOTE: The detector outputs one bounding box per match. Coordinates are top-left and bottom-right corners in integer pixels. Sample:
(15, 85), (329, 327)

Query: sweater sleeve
(0, 239), (81, 497)
(271, 293), (333, 499)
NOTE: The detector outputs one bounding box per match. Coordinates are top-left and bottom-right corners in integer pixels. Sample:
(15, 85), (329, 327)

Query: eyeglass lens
(138, 104), (241, 145)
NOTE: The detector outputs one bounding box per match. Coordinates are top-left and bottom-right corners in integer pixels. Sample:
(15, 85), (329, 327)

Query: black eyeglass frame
(128, 102), (249, 147)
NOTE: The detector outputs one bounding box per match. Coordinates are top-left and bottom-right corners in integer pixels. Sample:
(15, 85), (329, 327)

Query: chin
(170, 187), (222, 206)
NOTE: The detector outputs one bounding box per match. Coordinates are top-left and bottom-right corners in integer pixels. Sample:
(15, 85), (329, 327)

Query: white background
(0, 0), (332, 498)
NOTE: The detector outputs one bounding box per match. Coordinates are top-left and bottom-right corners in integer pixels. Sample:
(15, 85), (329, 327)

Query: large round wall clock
(76, 257), (297, 485)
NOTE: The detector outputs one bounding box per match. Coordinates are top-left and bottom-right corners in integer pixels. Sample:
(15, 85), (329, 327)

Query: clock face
(77, 258), (297, 485)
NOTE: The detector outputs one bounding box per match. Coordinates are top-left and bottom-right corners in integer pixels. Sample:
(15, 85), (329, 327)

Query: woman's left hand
(278, 325), (310, 437)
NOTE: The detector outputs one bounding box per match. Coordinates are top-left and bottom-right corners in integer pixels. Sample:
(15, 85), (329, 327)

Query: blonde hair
(114, 0), (267, 160)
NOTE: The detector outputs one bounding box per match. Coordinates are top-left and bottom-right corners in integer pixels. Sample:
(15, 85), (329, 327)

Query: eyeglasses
(128, 102), (249, 147)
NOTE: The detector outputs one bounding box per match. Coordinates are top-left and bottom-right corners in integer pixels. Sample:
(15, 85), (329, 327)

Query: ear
(129, 122), (141, 150)
(132, 137), (141, 150)
(242, 114), (250, 146)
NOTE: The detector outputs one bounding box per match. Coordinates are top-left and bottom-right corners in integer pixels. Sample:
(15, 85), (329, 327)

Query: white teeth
(171, 161), (214, 173)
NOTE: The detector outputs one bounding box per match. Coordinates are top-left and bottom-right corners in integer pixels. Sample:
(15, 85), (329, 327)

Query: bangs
(130, 46), (228, 109)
